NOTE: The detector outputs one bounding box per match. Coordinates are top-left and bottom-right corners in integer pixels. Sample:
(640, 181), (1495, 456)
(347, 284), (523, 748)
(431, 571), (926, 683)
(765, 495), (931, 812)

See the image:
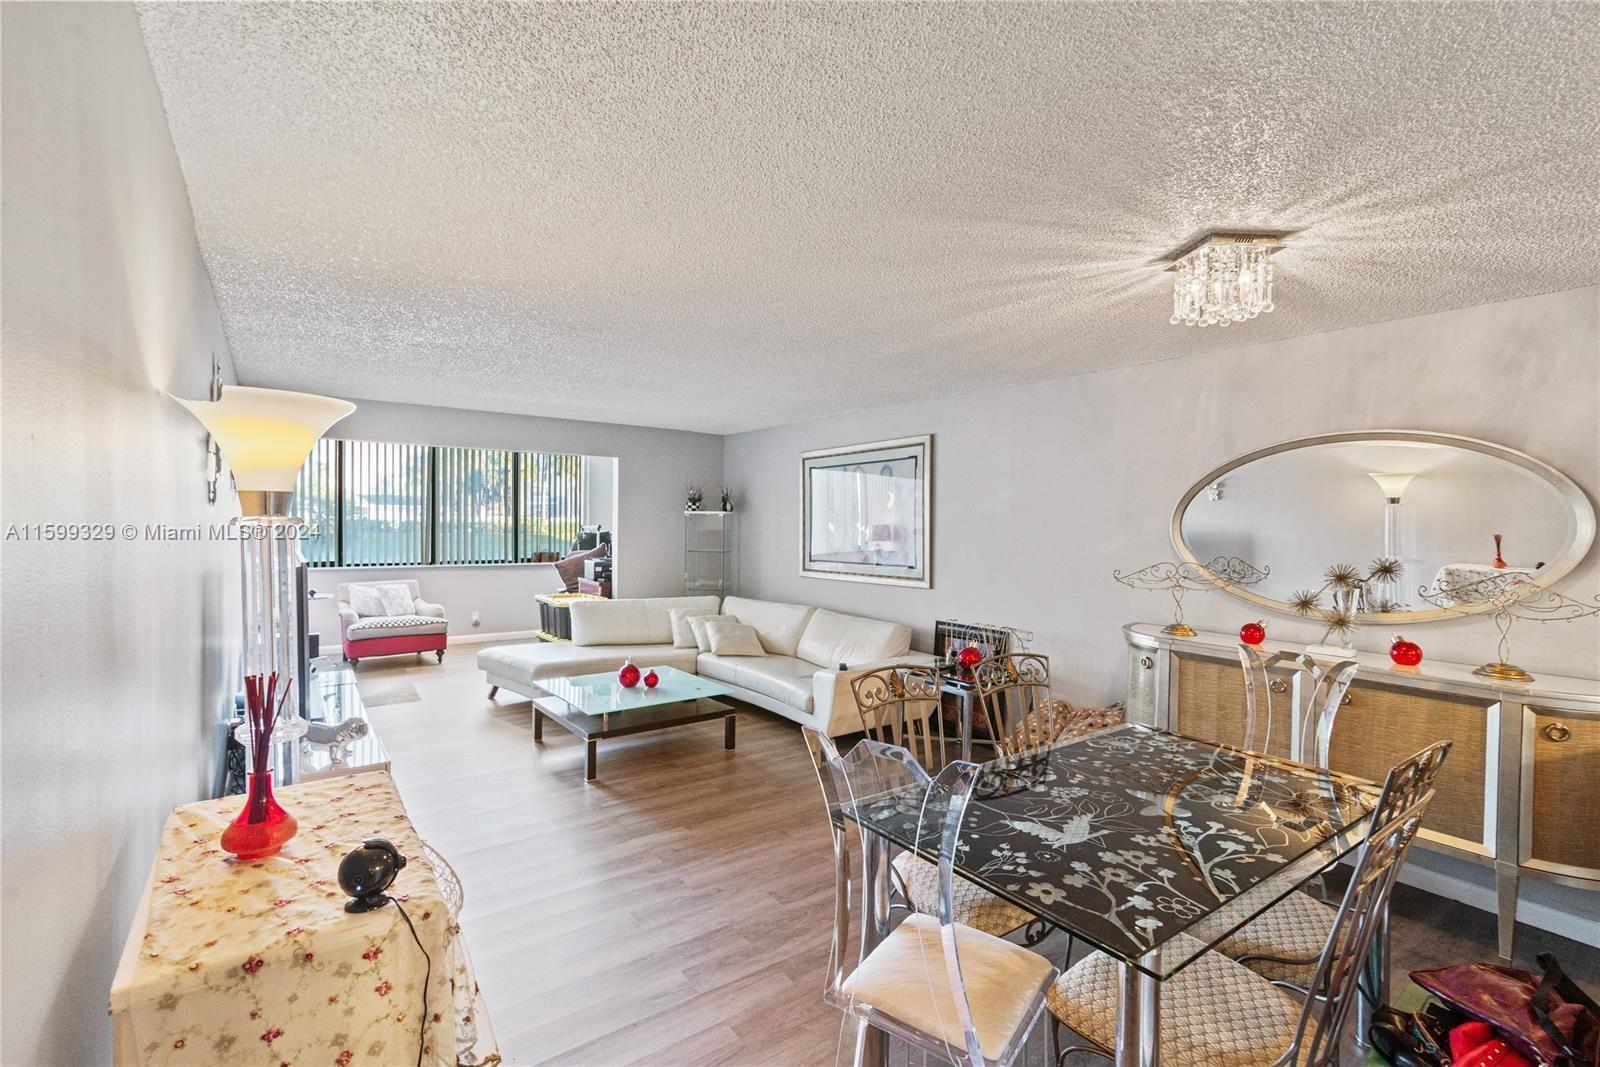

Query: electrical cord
(387, 897), (432, 1067)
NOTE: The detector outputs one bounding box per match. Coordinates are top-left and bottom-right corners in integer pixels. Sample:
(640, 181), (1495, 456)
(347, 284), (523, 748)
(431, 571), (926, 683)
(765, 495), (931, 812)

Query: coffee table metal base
(532, 696), (736, 781)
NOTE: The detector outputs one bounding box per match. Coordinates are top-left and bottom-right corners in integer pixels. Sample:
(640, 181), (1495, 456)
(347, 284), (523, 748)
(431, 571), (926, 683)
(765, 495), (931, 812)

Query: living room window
(293, 439), (587, 567)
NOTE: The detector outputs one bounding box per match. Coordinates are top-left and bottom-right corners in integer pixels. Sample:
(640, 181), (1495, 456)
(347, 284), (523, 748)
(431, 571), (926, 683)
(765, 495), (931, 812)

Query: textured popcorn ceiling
(137, 2), (1600, 434)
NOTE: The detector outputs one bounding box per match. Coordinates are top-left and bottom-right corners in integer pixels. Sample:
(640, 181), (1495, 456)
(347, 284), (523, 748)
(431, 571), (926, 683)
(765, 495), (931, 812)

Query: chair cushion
(346, 614), (448, 638)
(687, 614), (737, 652)
(705, 621), (766, 657)
(347, 584), (387, 618)
(374, 582), (415, 617)
(698, 654), (816, 711)
(722, 596), (815, 656)
(477, 642), (699, 685)
(1216, 890), (1332, 985)
(892, 853), (1034, 938)
(1048, 934), (1312, 1067)
(669, 606), (720, 648)
(841, 913), (1054, 1062)
(569, 596), (721, 646)
(796, 608), (913, 668)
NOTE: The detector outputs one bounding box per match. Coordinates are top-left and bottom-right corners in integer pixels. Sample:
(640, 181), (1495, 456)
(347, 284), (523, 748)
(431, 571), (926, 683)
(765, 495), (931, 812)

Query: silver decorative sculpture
(1419, 572), (1600, 684)
(1114, 556), (1270, 638)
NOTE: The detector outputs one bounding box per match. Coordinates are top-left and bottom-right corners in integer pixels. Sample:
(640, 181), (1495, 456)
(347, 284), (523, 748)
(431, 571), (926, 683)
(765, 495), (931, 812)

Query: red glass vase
(221, 772), (297, 860)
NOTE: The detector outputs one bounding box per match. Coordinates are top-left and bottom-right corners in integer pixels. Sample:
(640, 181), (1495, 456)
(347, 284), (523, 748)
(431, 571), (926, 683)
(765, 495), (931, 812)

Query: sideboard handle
(1340, 693), (1354, 706)
(1542, 722), (1572, 743)
(1269, 679), (1289, 694)
(1138, 656), (1155, 670)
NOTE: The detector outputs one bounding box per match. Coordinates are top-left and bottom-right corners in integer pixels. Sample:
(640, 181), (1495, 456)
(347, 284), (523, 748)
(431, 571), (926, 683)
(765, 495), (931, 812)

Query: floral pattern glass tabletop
(845, 724), (1381, 979)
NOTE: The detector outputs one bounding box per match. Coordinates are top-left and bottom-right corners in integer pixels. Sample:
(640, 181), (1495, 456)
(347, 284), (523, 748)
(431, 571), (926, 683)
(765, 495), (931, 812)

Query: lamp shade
(176, 386), (354, 503)
(1368, 472), (1417, 502)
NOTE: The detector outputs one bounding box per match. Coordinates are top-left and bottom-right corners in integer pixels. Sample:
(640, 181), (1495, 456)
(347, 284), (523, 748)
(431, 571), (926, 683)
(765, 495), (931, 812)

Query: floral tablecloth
(109, 771), (497, 1066)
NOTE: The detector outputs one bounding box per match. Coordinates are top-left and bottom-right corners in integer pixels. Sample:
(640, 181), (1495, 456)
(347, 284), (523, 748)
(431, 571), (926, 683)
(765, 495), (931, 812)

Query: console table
(110, 771), (497, 1066)
(1123, 622), (1600, 960)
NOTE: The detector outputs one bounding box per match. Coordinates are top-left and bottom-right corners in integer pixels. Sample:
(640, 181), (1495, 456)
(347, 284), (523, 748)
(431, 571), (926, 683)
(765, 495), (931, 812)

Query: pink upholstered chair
(336, 580), (448, 668)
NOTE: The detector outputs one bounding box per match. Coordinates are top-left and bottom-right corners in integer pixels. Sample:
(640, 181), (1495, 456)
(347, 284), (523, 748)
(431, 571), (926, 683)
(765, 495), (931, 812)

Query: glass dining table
(843, 724), (1382, 1067)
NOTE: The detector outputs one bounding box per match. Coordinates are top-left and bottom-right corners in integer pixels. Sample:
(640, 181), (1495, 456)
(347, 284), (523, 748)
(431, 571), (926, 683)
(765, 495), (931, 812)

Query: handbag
(1411, 954), (1600, 1067)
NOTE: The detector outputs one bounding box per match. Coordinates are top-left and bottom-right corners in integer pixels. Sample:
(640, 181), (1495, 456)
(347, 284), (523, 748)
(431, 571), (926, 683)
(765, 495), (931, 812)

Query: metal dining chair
(852, 665), (1039, 941)
(972, 654), (1064, 759)
(804, 728), (1057, 1067)
(1046, 741), (1450, 1066)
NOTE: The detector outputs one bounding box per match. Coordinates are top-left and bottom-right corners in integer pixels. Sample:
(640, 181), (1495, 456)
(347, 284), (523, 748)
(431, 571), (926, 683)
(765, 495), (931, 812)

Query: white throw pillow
(348, 584), (387, 618)
(669, 606), (720, 649)
(375, 583), (415, 617)
(687, 614), (738, 653)
(705, 621), (767, 657)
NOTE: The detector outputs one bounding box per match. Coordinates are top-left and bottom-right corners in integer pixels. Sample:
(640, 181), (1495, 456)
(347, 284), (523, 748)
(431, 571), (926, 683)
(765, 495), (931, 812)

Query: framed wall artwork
(799, 434), (931, 587)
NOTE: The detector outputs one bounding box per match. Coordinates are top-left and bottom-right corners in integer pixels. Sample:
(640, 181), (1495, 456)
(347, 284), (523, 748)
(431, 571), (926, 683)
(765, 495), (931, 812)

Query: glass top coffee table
(531, 666), (737, 781)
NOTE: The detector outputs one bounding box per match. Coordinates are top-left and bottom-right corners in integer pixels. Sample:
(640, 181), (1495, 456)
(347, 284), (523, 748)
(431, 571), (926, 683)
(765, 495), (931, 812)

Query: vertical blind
(292, 440), (588, 567)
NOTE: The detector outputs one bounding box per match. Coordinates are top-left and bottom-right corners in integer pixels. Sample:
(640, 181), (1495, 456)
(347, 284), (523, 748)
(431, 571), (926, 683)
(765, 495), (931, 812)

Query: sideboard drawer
(1126, 647), (1159, 726)
(1525, 707), (1600, 878)
(1327, 683), (1492, 851)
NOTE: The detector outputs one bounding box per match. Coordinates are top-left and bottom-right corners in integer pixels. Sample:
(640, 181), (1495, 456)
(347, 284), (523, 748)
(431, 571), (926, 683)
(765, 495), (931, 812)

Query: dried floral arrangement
(1289, 558), (1405, 645)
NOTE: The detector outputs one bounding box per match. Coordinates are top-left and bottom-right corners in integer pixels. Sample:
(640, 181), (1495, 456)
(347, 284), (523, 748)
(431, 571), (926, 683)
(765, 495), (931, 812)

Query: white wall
(1, 4), (242, 1062)
(304, 401), (721, 642)
(726, 285), (1600, 703)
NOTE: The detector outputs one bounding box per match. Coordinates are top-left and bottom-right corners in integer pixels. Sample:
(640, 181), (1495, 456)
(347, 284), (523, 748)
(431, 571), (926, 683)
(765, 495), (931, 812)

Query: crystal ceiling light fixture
(1166, 232), (1282, 327)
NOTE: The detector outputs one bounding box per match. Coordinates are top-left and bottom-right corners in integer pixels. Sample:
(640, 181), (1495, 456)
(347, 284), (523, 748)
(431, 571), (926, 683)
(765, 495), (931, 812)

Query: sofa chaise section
(477, 595), (917, 737)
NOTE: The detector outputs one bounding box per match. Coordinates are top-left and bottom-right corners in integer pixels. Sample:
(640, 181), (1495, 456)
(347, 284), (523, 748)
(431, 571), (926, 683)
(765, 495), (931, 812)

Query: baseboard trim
(1393, 857), (1600, 947)
(448, 629), (542, 646)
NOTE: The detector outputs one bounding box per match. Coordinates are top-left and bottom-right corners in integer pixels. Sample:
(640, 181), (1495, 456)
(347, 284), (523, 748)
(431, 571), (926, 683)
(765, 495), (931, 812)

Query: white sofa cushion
(722, 596), (816, 657)
(668, 606), (720, 648)
(478, 641), (699, 686)
(687, 614), (737, 652)
(698, 653), (816, 712)
(570, 596), (720, 647)
(347, 614), (448, 638)
(796, 608), (913, 668)
(705, 621), (766, 657)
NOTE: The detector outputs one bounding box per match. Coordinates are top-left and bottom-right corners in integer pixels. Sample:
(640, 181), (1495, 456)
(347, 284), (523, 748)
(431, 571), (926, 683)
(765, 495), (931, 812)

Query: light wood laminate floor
(357, 647), (1598, 1066)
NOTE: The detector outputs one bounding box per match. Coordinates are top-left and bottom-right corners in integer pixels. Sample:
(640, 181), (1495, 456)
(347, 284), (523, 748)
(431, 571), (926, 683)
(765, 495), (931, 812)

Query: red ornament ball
(1239, 621), (1267, 646)
(643, 670), (659, 689)
(957, 645), (984, 669)
(618, 661), (641, 688)
(1389, 635), (1423, 667)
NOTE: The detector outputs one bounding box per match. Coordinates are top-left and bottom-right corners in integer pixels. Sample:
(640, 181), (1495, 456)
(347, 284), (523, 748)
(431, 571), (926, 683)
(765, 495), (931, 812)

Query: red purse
(1412, 954), (1600, 1067)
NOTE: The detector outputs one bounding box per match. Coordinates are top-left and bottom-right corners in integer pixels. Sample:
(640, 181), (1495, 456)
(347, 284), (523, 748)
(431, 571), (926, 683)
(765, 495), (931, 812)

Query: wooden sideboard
(1123, 622), (1600, 960)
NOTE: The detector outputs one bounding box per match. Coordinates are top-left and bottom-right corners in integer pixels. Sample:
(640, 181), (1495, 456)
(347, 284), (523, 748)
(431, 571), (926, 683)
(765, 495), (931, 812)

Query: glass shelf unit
(684, 510), (734, 597)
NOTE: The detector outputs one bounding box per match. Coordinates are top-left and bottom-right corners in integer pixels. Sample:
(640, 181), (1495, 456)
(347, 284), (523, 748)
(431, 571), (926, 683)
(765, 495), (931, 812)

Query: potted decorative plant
(719, 487), (733, 512)
(685, 485), (703, 512)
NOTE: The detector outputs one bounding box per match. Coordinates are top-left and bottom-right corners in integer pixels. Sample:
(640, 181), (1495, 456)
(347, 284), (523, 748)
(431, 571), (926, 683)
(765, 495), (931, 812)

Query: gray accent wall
(725, 285), (1600, 704)
(1, 5), (242, 1061)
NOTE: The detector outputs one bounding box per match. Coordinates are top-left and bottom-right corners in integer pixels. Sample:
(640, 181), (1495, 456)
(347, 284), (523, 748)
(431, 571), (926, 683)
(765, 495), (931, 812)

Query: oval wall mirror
(1171, 430), (1596, 624)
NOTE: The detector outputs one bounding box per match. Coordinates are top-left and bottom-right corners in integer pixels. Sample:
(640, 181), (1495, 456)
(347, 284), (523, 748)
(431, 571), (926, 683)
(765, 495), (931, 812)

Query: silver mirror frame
(1170, 430), (1597, 624)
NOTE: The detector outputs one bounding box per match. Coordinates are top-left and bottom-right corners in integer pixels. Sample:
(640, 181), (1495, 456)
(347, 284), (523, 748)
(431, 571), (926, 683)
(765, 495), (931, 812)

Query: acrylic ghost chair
(1046, 741), (1450, 1066)
(851, 665), (1041, 942)
(804, 728), (1057, 1067)
(1222, 646), (1390, 1012)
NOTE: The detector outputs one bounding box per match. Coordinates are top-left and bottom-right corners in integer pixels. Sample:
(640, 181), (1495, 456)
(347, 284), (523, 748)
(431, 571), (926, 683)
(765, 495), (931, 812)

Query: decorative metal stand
(1289, 559), (1404, 656)
(1419, 572), (1600, 684)
(1114, 556), (1269, 638)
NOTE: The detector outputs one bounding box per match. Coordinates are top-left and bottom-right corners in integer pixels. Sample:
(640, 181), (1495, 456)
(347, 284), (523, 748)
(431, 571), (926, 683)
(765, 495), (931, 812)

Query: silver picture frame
(800, 434), (931, 588)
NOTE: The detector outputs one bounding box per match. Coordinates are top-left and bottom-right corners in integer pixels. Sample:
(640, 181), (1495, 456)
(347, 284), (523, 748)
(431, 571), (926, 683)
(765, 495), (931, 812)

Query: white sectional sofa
(476, 595), (917, 736)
